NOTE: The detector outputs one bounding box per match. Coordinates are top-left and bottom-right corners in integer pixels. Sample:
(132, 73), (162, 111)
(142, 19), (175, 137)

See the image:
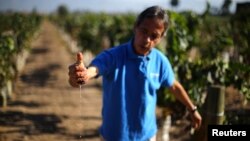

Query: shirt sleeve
(161, 57), (175, 87)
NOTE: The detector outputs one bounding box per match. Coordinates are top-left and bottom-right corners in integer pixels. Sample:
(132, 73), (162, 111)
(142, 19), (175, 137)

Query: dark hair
(135, 6), (169, 36)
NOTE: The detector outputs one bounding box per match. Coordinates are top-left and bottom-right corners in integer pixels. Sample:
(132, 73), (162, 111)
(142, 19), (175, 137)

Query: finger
(68, 71), (75, 79)
(76, 52), (84, 65)
(68, 72), (77, 80)
(69, 64), (86, 76)
(191, 122), (195, 128)
(68, 68), (77, 78)
(77, 78), (85, 84)
(68, 74), (80, 87)
(68, 64), (75, 71)
(194, 123), (198, 129)
(68, 63), (77, 73)
(192, 123), (197, 129)
(69, 68), (82, 79)
(75, 65), (86, 71)
(194, 121), (201, 130)
(198, 121), (202, 129)
(69, 66), (85, 77)
(76, 71), (85, 77)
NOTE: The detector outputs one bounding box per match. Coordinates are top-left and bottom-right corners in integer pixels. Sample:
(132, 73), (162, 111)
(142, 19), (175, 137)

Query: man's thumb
(76, 52), (84, 64)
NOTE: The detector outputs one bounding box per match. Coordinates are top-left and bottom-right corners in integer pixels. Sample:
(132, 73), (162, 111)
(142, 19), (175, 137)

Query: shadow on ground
(0, 109), (102, 140)
(8, 101), (42, 108)
(20, 63), (61, 87)
(0, 111), (65, 135)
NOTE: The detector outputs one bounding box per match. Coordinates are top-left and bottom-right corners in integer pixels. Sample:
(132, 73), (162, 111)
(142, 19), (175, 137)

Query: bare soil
(0, 20), (249, 141)
(0, 20), (102, 141)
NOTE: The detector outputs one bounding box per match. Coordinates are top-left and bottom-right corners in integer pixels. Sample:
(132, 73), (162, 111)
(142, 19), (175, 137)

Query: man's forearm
(86, 66), (99, 79)
(169, 80), (196, 111)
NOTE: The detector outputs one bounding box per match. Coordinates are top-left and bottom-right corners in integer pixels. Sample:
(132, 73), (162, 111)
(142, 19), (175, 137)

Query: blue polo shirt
(90, 40), (175, 141)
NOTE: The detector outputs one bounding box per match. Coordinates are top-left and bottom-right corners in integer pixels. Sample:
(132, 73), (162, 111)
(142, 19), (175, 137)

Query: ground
(0, 20), (249, 141)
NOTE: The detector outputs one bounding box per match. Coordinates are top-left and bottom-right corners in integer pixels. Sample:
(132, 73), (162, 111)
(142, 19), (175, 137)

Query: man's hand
(190, 110), (202, 130)
(68, 52), (87, 87)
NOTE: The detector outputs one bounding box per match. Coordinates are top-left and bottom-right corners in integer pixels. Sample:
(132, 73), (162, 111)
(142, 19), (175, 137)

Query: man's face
(133, 17), (165, 55)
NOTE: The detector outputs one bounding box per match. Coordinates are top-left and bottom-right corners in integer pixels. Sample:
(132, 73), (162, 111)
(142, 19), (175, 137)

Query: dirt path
(0, 20), (102, 141)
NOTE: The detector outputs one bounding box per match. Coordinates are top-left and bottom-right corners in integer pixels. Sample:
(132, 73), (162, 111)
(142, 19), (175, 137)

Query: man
(68, 5), (202, 141)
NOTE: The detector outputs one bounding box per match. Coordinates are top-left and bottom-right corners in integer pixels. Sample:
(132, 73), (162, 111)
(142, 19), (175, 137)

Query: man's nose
(143, 35), (151, 43)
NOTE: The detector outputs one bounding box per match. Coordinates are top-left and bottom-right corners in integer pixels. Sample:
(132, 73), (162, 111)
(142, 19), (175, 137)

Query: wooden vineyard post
(205, 85), (225, 124)
(192, 85), (225, 141)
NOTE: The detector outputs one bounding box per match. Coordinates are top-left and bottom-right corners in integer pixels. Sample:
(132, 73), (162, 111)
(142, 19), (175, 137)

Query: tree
(57, 5), (69, 18)
(170, 0), (179, 8)
(221, 0), (232, 15)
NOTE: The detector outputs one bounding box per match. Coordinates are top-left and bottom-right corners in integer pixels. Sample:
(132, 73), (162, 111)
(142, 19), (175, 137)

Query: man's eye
(151, 34), (160, 40)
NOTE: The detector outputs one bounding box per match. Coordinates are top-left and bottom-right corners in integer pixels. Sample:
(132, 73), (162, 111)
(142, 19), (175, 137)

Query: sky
(0, 0), (248, 14)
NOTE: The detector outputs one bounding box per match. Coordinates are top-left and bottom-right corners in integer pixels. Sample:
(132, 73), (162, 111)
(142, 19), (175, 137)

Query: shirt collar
(127, 38), (153, 60)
